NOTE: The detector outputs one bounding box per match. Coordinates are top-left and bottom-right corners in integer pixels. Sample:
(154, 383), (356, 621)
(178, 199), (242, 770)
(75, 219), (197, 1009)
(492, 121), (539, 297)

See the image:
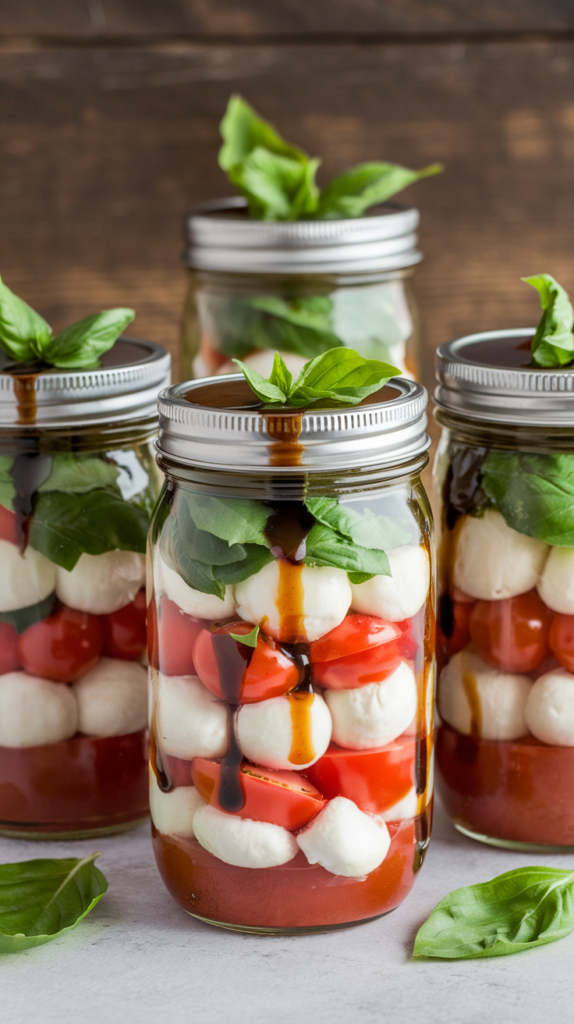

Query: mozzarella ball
(381, 787), (418, 822)
(324, 661), (417, 750)
(236, 692), (332, 770)
(538, 547), (574, 614)
(72, 658), (147, 738)
(154, 672), (228, 760)
(217, 350), (309, 378)
(149, 775), (205, 838)
(0, 671), (77, 747)
(0, 539), (56, 613)
(438, 646), (531, 740)
(297, 797), (391, 877)
(453, 511), (547, 601)
(193, 803), (298, 868)
(155, 551), (236, 621)
(350, 545), (430, 622)
(236, 560), (351, 642)
(56, 550), (145, 615)
(525, 669), (574, 745)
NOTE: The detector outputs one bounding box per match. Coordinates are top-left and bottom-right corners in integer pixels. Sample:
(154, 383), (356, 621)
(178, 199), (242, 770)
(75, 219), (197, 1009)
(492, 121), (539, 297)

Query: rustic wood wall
(1, 2), (574, 386)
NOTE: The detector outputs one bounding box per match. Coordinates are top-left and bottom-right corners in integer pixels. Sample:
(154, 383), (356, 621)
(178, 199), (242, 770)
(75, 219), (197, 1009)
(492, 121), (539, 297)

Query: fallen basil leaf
(0, 275), (52, 364)
(413, 866), (574, 960)
(482, 450), (574, 546)
(0, 852), (108, 954)
(230, 624), (260, 647)
(318, 161), (443, 219)
(525, 273), (574, 368)
(0, 592), (56, 635)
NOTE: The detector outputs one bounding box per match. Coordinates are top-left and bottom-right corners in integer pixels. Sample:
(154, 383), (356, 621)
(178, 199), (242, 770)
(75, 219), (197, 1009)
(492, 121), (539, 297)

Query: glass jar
(149, 372), (435, 934)
(434, 328), (574, 850)
(182, 198), (423, 383)
(0, 338), (170, 838)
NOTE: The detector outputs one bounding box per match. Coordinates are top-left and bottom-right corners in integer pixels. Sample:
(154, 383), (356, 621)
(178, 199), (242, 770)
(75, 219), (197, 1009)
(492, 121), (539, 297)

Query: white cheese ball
(235, 560), (351, 642)
(525, 669), (574, 746)
(72, 658), (147, 738)
(324, 661), (417, 750)
(297, 797), (391, 877)
(0, 671), (77, 747)
(193, 803), (298, 868)
(438, 646), (531, 740)
(453, 510), (547, 601)
(236, 692), (332, 770)
(56, 549), (145, 615)
(0, 539), (56, 613)
(155, 551), (236, 621)
(149, 775), (205, 838)
(216, 349), (309, 378)
(350, 545), (430, 622)
(155, 672), (228, 760)
(537, 547), (574, 614)
(381, 787), (418, 822)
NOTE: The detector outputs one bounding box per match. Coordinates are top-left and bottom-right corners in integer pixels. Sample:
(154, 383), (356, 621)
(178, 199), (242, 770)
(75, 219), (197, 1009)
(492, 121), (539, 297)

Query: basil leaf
(29, 490), (148, 570)
(232, 359), (287, 404)
(212, 544), (274, 585)
(202, 294), (342, 361)
(177, 498), (247, 566)
(318, 161), (443, 219)
(0, 276), (52, 363)
(38, 454), (120, 495)
(482, 451), (574, 546)
(305, 523), (391, 577)
(43, 308), (135, 370)
(230, 624), (260, 647)
(413, 866), (574, 960)
(177, 491), (271, 548)
(161, 522), (225, 600)
(525, 274), (574, 368)
(219, 95), (307, 172)
(0, 592), (56, 635)
(347, 571), (376, 585)
(306, 496), (410, 551)
(0, 455), (15, 510)
(268, 351), (293, 394)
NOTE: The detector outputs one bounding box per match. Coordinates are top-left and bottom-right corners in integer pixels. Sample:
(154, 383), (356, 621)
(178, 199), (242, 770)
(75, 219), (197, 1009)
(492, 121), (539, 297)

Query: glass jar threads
(435, 328), (574, 850)
(149, 372), (435, 934)
(182, 198), (423, 383)
(0, 338), (170, 838)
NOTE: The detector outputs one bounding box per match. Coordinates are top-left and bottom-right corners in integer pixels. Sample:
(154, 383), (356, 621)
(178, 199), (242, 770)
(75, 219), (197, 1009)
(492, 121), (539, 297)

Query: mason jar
(182, 197), (423, 384)
(0, 338), (170, 838)
(148, 372), (435, 934)
(434, 328), (574, 850)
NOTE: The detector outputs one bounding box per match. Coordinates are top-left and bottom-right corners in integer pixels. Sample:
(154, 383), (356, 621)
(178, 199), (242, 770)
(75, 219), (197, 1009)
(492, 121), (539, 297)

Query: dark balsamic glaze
(10, 453), (52, 552)
(212, 631), (253, 813)
(264, 502), (314, 563)
(460, 335), (533, 369)
(150, 722), (171, 792)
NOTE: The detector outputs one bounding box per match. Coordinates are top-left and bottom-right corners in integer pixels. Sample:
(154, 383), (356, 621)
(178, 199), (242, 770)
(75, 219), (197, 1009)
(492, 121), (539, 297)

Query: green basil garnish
(482, 450), (574, 547)
(230, 625), (260, 647)
(525, 273), (574, 368)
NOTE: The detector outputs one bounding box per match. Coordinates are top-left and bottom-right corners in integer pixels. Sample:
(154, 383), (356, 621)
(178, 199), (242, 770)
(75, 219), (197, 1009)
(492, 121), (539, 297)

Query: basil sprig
(219, 95), (443, 222)
(0, 276), (134, 369)
(525, 273), (574, 368)
(234, 349), (399, 409)
(481, 450), (574, 547)
(0, 853), (107, 954)
(413, 867), (574, 959)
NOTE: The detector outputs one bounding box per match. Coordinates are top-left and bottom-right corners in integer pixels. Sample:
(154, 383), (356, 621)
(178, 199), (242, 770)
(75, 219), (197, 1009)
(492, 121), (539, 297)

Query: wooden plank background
(1, 4), (574, 390)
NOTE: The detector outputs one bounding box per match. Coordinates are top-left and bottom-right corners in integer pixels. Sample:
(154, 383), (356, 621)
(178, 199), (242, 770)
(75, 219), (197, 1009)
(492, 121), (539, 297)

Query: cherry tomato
(151, 598), (204, 677)
(310, 614), (406, 663)
(101, 588), (146, 660)
(313, 642), (405, 690)
(304, 738), (416, 815)
(191, 757), (325, 830)
(0, 621), (20, 673)
(549, 613), (574, 673)
(0, 506), (17, 546)
(194, 621), (299, 703)
(18, 605), (103, 683)
(439, 598), (474, 659)
(469, 592), (552, 673)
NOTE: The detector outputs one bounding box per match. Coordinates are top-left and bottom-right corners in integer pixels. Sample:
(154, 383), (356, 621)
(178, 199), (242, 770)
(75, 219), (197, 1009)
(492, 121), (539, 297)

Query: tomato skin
(0, 506), (17, 546)
(101, 589), (146, 660)
(469, 592), (552, 673)
(152, 599), (204, 677)
(194, 621), (299, 703)
(310, 615), (406, 663)
(313, 642), (404, 690)
(18, 606), (103, 683)
(446, 600), (474, 657)
(304, 739), (416, 815)
(0, 622), (20, 673)
(549, 614), (574, 672)
(191, 757), (325, 830)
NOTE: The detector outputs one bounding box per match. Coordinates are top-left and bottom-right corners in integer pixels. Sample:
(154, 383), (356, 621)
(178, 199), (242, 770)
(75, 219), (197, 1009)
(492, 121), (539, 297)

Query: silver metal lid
(435, 328), (574, 425)
(157, 374), (429, 473)
(184, 197), (422, 275)
(0, 338), (171, 427)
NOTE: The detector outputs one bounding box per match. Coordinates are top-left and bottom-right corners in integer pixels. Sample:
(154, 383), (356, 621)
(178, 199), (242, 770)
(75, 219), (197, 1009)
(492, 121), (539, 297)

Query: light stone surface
(1, 799), (572, 1024)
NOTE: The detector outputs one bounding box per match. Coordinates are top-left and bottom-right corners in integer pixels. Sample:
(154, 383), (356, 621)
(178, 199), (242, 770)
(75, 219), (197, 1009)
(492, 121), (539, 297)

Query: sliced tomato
(0, 506), (17, 546)
(0, 621), (20, 673)
(18, 605), (102, 683)
(310, 614), (406, 663)
(191, 757), (325, 830)
(151, 598), (204, 677)
(194, 621), (299, 703)
(313, 642), (405, 690)
(304, 738), (416, 815)
(101, 588), (146, 660)
(469, 592), (552, 673)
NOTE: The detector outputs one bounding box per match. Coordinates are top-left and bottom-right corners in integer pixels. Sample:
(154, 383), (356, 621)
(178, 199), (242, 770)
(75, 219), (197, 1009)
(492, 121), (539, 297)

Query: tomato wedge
(313, 643), (406, 690)
(191, 757), (325, 830)
(304, 739), (416, 815)
(309, 614), (406, 663)
(0, 506), (17, 546)
(194, 621), (299, 703)
(149, 598), (204, 677)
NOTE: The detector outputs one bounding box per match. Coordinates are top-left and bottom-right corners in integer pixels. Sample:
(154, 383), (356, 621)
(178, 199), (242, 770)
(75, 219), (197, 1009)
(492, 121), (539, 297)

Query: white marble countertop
(2, 799), (573, 1024)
